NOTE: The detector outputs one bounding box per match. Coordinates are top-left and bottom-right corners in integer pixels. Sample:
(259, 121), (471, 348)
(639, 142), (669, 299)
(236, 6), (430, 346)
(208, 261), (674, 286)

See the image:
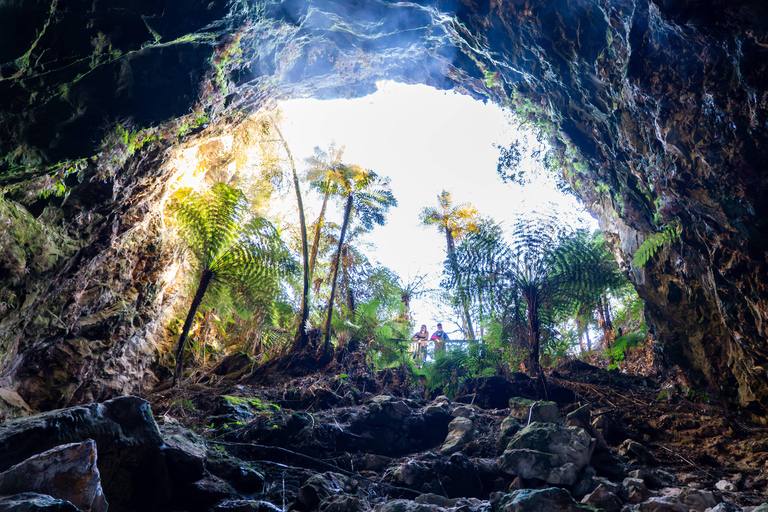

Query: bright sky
(277, 80), (597, 336)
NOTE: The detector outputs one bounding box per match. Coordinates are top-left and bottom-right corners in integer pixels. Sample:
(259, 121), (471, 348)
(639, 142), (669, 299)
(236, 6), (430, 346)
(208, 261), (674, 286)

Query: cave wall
(1, 0), (767, 416)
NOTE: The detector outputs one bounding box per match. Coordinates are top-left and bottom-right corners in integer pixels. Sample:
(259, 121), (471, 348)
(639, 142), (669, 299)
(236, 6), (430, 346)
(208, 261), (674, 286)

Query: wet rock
(581, 484), (622, 512)
(492, 487), (594, 511)
(294, 472), (356, 512)
(441, 417), (475, 455)
(0, 492), (82, 511)
(508, 399), (558, 425)
(618, 440), (657, 465)
(500, 423), (594, 486)
(0, 440), (107, 512)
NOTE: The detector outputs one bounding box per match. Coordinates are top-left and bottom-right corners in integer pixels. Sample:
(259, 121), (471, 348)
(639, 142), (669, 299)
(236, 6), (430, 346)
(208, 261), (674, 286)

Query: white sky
(277, 81), (597, 336)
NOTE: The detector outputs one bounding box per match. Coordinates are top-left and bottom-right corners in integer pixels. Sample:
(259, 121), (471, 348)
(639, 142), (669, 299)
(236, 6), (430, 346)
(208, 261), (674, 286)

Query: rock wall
(1, 0), (767, 416)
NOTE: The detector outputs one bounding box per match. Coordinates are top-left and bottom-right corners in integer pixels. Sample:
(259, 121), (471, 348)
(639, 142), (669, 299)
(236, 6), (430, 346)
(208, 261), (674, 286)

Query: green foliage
(170, 183), (297, 318)
(633, 220), (681, 268)
(605, 331), (645, 369)
(168, 182), (297, 382)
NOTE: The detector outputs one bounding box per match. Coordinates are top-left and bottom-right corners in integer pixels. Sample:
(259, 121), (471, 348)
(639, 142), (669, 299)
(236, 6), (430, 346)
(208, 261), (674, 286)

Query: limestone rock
(440, 417), (475, 455)
(508, 399), (558, 425)
(0, 440), (107, 512)
(500, 422), (595, 486)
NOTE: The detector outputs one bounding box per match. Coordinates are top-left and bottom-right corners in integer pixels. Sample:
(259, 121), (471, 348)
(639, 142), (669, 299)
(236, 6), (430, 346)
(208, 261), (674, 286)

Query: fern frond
(633, 220), (681, 267)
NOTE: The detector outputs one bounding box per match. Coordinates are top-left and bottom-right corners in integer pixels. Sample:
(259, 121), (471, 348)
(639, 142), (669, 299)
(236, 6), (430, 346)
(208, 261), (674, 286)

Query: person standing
(412, 324), (429, 365)
(431, 323), (449, 357)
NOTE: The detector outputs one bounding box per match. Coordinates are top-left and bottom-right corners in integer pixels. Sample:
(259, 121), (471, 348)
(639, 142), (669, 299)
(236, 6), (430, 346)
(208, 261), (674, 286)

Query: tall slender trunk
(342, 245), (355, 315)
(324, 194), (354, 352)
(447, 242), (475, 340)
(597, 295), (614, 349)
(308, 188), (330, 280)
(173, 269), (214, 385)
(526, 294), (541, 377)
(270, 118), (310, 351)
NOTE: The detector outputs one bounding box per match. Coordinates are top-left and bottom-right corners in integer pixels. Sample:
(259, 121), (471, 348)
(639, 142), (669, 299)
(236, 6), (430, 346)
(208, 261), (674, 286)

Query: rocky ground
(1, 347), (768, 512)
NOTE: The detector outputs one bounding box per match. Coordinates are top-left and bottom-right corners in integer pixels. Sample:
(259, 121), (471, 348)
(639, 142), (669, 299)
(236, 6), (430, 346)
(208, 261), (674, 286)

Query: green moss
(221, 395), (280, 412)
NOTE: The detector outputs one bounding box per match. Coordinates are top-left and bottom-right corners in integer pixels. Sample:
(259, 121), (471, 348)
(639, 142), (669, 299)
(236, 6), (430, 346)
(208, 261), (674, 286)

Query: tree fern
(633, 220), (681, 268)
(168, 182), (296, 384)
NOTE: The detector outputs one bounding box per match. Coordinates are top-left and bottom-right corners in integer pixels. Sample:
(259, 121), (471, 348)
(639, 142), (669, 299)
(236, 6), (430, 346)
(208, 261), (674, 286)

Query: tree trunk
(324, 194), (354, 352)
(173, 269), (214, 385)
(526, 296), (541, 377)
(597, 295), (615, 349)
(270, 118), (311, 351)
(309, 189), (330, 280)
(342, 245), (355, 316)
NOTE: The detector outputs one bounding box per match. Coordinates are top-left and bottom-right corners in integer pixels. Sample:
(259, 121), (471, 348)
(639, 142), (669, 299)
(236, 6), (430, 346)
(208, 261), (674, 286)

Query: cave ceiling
(1, 0), (767, 418)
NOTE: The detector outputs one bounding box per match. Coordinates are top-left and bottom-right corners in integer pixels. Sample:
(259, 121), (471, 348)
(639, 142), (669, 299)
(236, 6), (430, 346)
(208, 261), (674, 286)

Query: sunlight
(275, 81), (598, 334)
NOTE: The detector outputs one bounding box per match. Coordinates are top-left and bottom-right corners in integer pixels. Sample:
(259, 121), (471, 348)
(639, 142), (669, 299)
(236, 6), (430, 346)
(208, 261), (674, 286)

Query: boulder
(618, 440), (657, 465)
(440, 417), (475, 455)
(500, 423), (595, 486)
(508, 399), (558, 425)
(0, 440), (107, 512)
(493, 487), (594, 512)
(581, 484), (623, 512)
(0, 396), (169, 512)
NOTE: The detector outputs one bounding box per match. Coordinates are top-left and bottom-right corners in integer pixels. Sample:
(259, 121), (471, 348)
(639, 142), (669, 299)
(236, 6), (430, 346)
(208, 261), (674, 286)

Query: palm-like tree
(305, 144), (346, 281)
(267, 117), (312, 351)
(419, 190), (480, 253)
(169, 182), (296, 384)
(324, 166), (397, 351)
(501, 218), (613, 375)
(420, 190), (480, 339)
